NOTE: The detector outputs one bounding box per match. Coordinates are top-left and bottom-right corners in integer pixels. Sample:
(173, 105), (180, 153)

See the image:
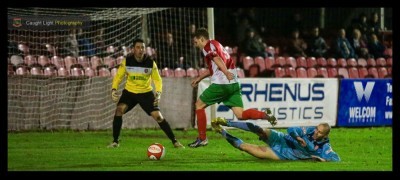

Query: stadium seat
(274, 67), (285, 78)
(358, 67), (369, 78)
(265, 57), (275, 71)
(98, 67), (111, 77)
(346, 58), (357, 67)
(24, 55), (37, 66)
(254, 56), (266, 72)
(57, 67), (69, 77)
(337, 68), (349, 78)
(368, 67), (378, 78)
(103, 56), (116, 69)
(327, 68), (338, 78)
(51, 56), (65, 69)
(161, 67), (174, 77)
(266, 46), (275, 57)
(317, 67), (328, 78)
(30, 67), (43, 75)
(357, 58), (367, 68)
(174, 68), (186, 77)
(307, 67), (317, 78)
(316, 57), (327, 67)
(383, 48), (392, 57)
(296, 57), (307, 68)
(43, 67), (57, 76)
(116, 56), (125, 65)
(242, 56), (254, 70)
(237, 68), (245, 78)
(306, 57), (317, 68)
(367, 58), (376, 67)
(386, 58), (392, 67)
(296, 67), (307, 78)
(284, 67), (296, 77)
(388, 67), (392, 76)
(64, 56), (77, 70)
(186, 68), (199, 77)
(348, 67), (359, 78)
(90, 56), (103, 70)
(71, 67), (85, 77)
(337, 58), (347, 68)
(122, 46), (130, 56)
(106, 46), (116, 54)
(15, 66), (29, 75)
(198, 68), (209, 76)
(84, 67), (96, 77)
(273, 56), (286, 68)
(18, 44), (30, 56)
(77, 56), (90, 68)
(11, 55), (24, 66)
(110, 67), (118, 77)
(285, 57), (297, 68)
(38, 55), (50, 67)
(376, 58), (386, 67)
(378, 67), (389, 78)
(326, 58), (337, 67)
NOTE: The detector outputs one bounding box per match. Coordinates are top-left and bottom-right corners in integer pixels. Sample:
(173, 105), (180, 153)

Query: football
(147, 143), (166, 160)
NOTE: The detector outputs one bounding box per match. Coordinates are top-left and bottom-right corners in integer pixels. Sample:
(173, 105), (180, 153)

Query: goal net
(7, 8), (207, 131)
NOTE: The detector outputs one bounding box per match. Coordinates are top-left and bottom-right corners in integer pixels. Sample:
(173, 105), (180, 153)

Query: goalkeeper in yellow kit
(108, 38), (184, 148)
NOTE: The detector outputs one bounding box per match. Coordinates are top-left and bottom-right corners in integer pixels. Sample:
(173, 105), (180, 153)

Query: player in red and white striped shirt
(188, 28), (277, 148)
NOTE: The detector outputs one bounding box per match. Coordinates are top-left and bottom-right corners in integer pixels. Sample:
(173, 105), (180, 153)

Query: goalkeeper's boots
(107, 141), (119, 148)
(265, 108), (277, 127)
(211, 117), (228, 133)
(173, 141), (185, 149)
(188, 138), (208, 148)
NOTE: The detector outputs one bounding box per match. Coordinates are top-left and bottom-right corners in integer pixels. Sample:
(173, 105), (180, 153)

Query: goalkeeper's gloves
(154, 91), (161, 106)
(111, 89), (120, 103)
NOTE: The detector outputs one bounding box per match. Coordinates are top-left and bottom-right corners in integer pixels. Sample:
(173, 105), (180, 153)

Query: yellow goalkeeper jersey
(112, 54), (162, 94)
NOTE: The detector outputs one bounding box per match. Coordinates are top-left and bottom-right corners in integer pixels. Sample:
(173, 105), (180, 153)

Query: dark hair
(194, 28), (209, 39)
(132, 38), (144, 47)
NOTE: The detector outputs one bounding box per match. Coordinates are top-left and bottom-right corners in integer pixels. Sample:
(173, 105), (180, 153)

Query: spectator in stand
(334, 29), (356, 59)
(285, 13), (306, 37)
(368, 12), (381, 38)
(64, 28), (79, 57)
(352, 13), (369, 42)
(242, 28), (268, 58)
(349, 29), (370, 59)
(94, 27), (106, 57)
(286, 29), (307, 58)
(306, 26), (329, 58)
(185, 24), (202, 69)
(155, 32), (179, 69)
(77, 29), (96, 56)
(368, 34), (386, 59)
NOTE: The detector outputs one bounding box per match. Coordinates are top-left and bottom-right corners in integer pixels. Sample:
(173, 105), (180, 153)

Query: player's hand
(111, 89), (120, 103)
(154, 91), (161, 106)
(225, 72), (234, 81)
(191, 78), (200, 88)
(296, 137), (307, 147)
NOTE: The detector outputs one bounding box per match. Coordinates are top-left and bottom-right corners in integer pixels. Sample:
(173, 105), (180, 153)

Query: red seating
(10, 55), (24, 66)
(307, 67), (317, 78)
(30, 67), (43, 75)
(337, 58), (347, 68)
(273, 56), (286, 68)
(327, 68), (338, 78)
(274, 67), (285, 78)
(237, 68), (245, 78)
(296, 57), (307, 68)
(24, 55), (37, 66)
(306, 57), (317, 68)
(265, 57), (275, 71)
(174, 68), (186, 77)
(254, 56), (266, 72)
(71, 67), (84, 77)
(367, 58), (376, 67)
(15, 66), (29, 75)
(376, 58), (386, 67)
(368, 67), (378, 78)
(64, 56), (77, 70)
(77, 56), (90, 68)
(186, 68), (199, 77)
(161, 67), (174, 77)
(18, 44), (30, 55)
(316, 57), (327, 67)
(386, 58), (392, 67)
(98, 67), (111, 77)
(378, 67), (389, 78)
(317, 67), (328, 78)
(51, 56), (65, 69)
(383, 48), (392, 57)
(110, 67), (118, 77)
(103, 56), (116, 69)
(116, 56), (125, 65)
(346, 58), (357, 67)
(358, 67), (369, 78)
(388, 67), (392, 76)
(285, 57), (297, 68)
(348, 67), (359, 78)
(337, 68), (349, 78)
(84, 67), (96, 77)
(43, 67), (57, 76)
(90, 56), (103, 70)
(57, 67), (69, 76)
(357, 58), (367, 67)
(284, 67), (296, 77)
(38, 55), (50, 67)
(106, 46), (116, 54)
(296, 67), (307, 78)
(242, 56), (254, 70)
(326, 58), (337, 67)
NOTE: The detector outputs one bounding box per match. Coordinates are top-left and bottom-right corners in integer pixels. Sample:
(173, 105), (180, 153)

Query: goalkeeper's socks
(113, 116), (123, 143)
(158, 119), (177, 143)
(227, 121), (263, 135)
(221, 129), (243, 149)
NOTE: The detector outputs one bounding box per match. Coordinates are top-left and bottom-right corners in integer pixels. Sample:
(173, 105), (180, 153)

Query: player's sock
(112, 116), (122, 143)
(196, 109), (207, 140)
(221, 129), (243, 149)
(158, 119), (177, 144)
(227, 121), (263, 134)
(242, 109), (265, 119)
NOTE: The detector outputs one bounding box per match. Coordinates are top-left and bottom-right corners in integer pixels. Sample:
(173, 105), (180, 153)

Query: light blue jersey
(267, 127), (340, 162)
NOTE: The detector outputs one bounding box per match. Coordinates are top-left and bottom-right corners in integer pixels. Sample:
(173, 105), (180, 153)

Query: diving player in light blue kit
(211, 117), (340, 162)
